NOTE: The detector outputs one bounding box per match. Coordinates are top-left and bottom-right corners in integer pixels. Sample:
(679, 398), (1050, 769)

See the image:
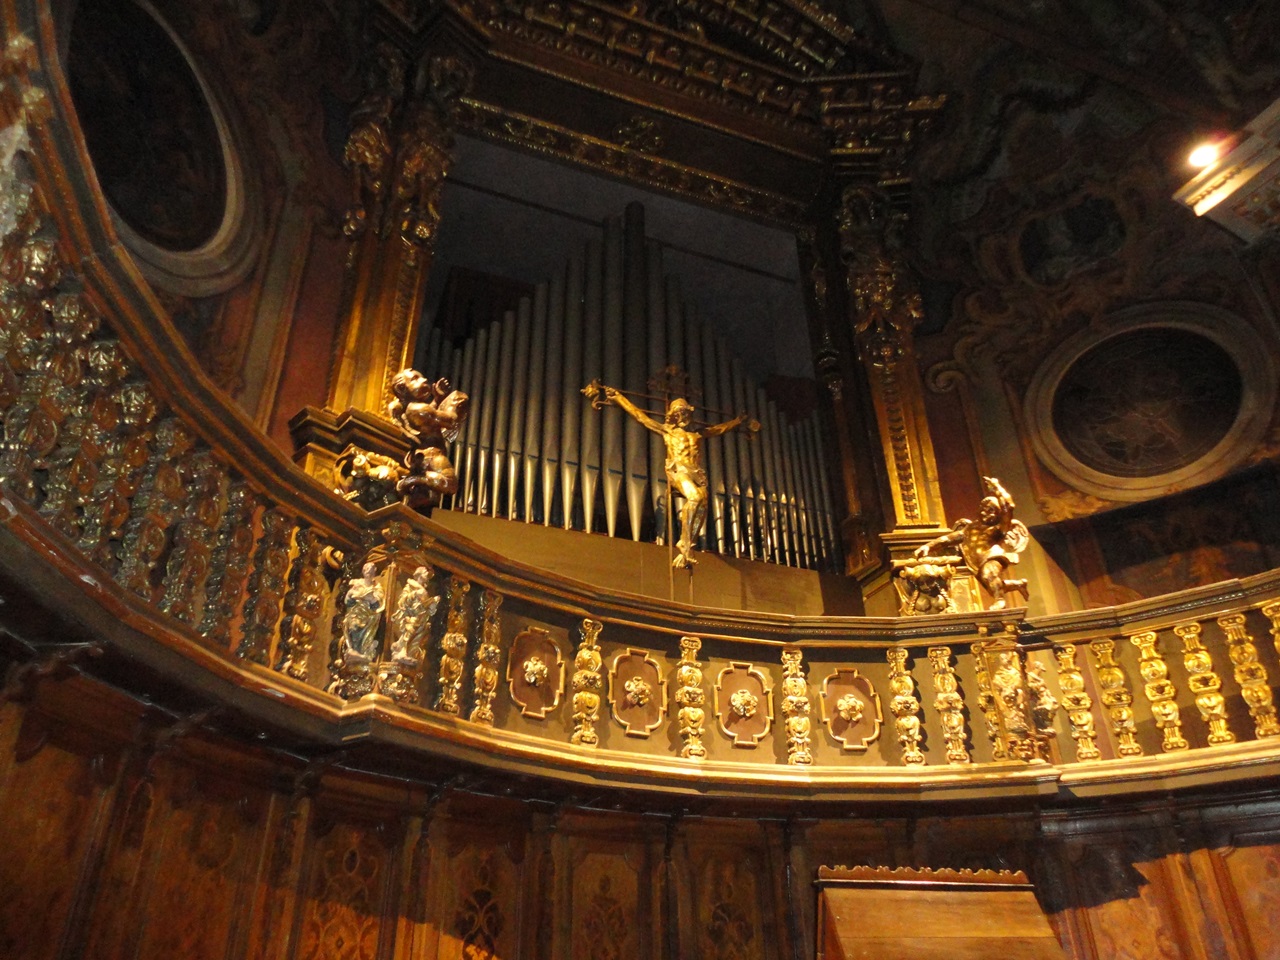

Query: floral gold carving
(779, 648), (813, 765)
(886, 649), (924, 764)
(1053, 645), (1102, 761)
(468, 590), (503, 725)
(624, 677), (652, 706)
(714, 661), (773, 748)
(1173, 621), (1234, 746)
(674, 636), (707, 759)
(1129, 630), (1188, 752)
(435, 577), (471, 715)
(607, 647), (667, 738)
(570, 618), (604, 746)
(1090, 639), (1143, 756)
(507, 627), (564, 719)
(1217, 613), (1280, 739)
(275, 526), (329, 683)
(928, 646), (970, 764)
(820, 667), (881, 753)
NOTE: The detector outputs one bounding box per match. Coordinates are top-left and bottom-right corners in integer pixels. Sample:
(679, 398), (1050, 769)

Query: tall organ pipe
(622, 205), (649, 542)
(645, 240), (667, 536)
(601, 216), (625, 538)
(541, 266), (566, 526)
(522, 283), (549, 522)
(561, 251), (586, 529)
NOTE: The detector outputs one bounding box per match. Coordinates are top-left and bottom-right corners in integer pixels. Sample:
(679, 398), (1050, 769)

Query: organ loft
(2, 0), (1280, 958)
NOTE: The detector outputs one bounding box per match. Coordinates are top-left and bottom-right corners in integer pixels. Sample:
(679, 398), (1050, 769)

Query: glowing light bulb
(1188, 141), (1222, 169)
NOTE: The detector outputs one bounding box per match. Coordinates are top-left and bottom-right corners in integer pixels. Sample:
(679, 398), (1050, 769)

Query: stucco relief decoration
(820, 668), (882, 752)
(713, 662), (773, 748)
(608, 648), (666, 738)
(507, 627), (565, 719)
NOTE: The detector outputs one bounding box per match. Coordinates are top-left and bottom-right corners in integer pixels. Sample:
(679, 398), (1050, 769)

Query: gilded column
(972, 638), (1008, 761)
(886, 648), (925, 765)
(927, 646), (969, 763)
(1218, 613), (1280, 739)
(469, 591), (503, 725)
(836, 187), (947, 535)
(675, 636), (708, 759)
(779, 648), (814, 765)
(435, 577), (471, 715)
(1089, 639), (1142, 756)
(1129, 631), (1188, 752)
(1259, 601), (1280, 659)
(1053, 645), (1101, 761)
(570, 619), (604, 746)
(1173, 621), (1234, 746)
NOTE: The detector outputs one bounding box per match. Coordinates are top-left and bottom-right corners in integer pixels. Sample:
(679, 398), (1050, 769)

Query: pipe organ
(419, 204), (841, 571)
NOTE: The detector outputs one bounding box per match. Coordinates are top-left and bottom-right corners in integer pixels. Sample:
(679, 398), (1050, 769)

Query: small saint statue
(387, 367), (469, 511)
(340, 561), (385, 663)
(913, 476), (1030, 610)
(583, 380), (758, 569)
(389, 565), (438, 666)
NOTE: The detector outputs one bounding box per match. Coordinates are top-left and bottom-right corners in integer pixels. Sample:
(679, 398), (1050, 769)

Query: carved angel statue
(389, 566), (438, 666)
(341, 562), (385, 664)
(387, 367), (469, 511)
(913, 476), (1030, 610)
(583, 379), (758, 569)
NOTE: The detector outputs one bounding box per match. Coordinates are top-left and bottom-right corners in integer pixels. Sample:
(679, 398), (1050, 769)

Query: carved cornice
(816, 865), (1032, 887)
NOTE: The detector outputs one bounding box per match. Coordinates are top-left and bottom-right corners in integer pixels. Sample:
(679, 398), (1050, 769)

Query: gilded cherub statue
(387, 368), (469, 511)
(582, 380), (758, 569)
(913, 476), (1030, 610)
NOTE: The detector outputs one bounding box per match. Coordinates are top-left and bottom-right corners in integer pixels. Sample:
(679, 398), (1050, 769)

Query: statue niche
(387, 367), (469, 512)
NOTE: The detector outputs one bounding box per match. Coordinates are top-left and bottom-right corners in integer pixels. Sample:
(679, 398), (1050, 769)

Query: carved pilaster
(675, 636), (708, 759)
(836, 186), (946, 533)
(1053, 645), (1101, 761)
(779, 648), (813, 765)
(570, 618), (603, 746)
(1218, 613), (1280, 739)
(1129, 631), (1188, 752)
(886, 648), (924, 765)
(1089, 639), (1142, 756)
(435, 577), (471, 715)
(326, 52), (472, 420)
(927, 646), (969, 764)
(469, 591), (503, 725)
(1173, 622), (1234, 746)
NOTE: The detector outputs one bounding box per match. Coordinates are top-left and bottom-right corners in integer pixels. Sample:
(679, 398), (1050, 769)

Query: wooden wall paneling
(687, 821), (774, 960)
(390, 808), (434, 960)
(0, 697), (120, 960)
(244, 787), (313, 960)
(1195, 803), (1280, 960)
(518, 809), (556, 960)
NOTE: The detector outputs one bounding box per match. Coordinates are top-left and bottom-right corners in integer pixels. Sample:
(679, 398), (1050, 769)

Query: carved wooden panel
(691, 838), (771, 960)
(713, 662), (773, 748)
(571, 851), (644, 960)
(609, 648), (666, 738)
(1206, 830), (1280, 960)
(434, 843), (523, 960)
(507, 626), (565, 719)
(819, 668), (883, 751)
(296, 817), (397, 960)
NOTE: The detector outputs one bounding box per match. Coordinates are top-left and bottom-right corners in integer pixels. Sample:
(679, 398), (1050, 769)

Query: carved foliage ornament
(507, 626), (565, 719)
(608, 648), (666, 738)
(714, 661), (773, 748)
(820, 667), (882, 753)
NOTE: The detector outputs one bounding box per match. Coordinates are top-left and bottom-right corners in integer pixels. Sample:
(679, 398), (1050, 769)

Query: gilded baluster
(1172, 622), (1234, 746)
(1053, 645), (1101, 761)
(435, 577), (471, 714)
(1218, 613), (1280, 739)
(197, 483), (259, 646)
(117, 419), (196, 597)
(971, 638), (1007, 761)
(570, 618), (604, 746)
(469, 591), (503, 725)
(779, 647), (813, 765)
(988, 647), (1037, 761)
(674, 635), (707, 759)
(928, 646), (969, 763)
(1089, 640), (1143, 756)
(158, 453), (229, 626)
(1259, 601), (1280, 660)
(886, 648), (925, 765)
(275, 527), (330, 684)
(235, 510), (295, 665)
(1129, 631), (1188, 752)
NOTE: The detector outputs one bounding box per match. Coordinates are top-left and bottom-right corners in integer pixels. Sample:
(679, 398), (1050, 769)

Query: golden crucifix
(583, 379), (759, 569)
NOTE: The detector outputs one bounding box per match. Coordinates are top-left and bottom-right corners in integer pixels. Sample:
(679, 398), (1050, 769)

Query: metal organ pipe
(522, 283), (548, 523)
(601, 216), (625, 539)
(541, 265), (566, 526)
(580, 238), (603, 534)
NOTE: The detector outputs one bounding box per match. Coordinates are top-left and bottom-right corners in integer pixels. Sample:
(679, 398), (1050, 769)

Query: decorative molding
(817, 865), (1032, 886)
(713, 661), (773, 748)
(818, 667), (882, 752)
(608, 648), (666, 738)
(506, 627), (565, 719)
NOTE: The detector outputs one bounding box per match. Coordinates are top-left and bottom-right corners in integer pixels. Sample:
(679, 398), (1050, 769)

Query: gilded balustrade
(7, 25), (1280, 803)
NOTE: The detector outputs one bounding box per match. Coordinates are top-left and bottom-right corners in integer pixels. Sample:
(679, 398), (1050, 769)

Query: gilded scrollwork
(1129, 630), (1188, 752)
(158, 451), (228, 626)
(675, 636), (708, 759)
(1053, 645), (1102, 761)
(198, 483), (259, 647)
(469, 590), (503, 725)
(779, 648), (813, 765)
(886, 648), (924, 765)
(1173, 621), (1234, 746)
(117, 419), (196, 598)
(1090, 639), (1143, 756)
(275, 526), (329, 684)
(927, 646), (969, 764)
(570, 618), (604, 746)
(435, 577), (471, 715)
(1217, 613), (1280, 739)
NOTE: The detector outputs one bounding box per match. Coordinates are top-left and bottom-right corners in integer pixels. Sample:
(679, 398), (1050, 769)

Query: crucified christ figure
(584, 380), (758, 569)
